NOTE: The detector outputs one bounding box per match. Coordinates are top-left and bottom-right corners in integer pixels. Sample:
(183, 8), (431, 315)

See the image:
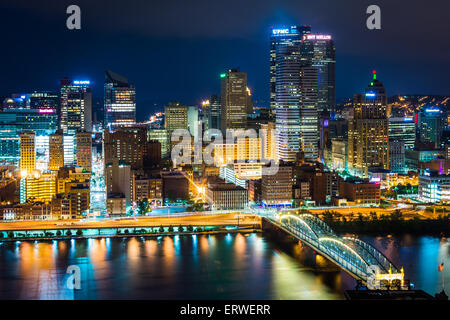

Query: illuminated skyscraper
(388, 116), (416, 150)
(104, 70), (136, 128)
(418, 106), (447, 149)
(348, 72), (389, 177)
(29, 91), (59, 113)
(204, 94), (221, 132)
(300, 34), (335, 114)
(148, 128), (170, 159)
(60, 79), (92, 135)
(300, 66), (319, 161)
(275, 43), (301, 162)
(103, 126), (147, 170)
(76, 131), (92, 172)
(260, 122), (277, 162)
(19, 131), (35, 175)
(48, 130), (64, 171)
(270, 26), (311, 115)
(220, 69), (248, 133)
(63, 135), (75, 166)
(164, 102), (188, 132)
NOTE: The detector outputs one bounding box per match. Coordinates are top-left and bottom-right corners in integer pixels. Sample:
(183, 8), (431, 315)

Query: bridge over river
(259, 212), (404, 286)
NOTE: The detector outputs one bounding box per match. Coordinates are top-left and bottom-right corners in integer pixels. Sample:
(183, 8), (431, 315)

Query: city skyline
(1, 1), (450, 122)
(0, 0), (449, 304)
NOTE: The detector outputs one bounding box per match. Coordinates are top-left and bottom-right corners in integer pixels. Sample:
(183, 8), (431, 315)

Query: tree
(76, 229), (83, 236)
(322, 211), (334, 225)
(138, 198), (149, 215)
(357, 213), (365, 222)
(66, 230), (72, 236)
(391, 209), (402, 221)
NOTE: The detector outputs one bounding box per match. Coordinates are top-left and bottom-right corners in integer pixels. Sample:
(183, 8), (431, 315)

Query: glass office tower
(275, 44), (302, 162)
(60, 79), (92, 135)
(418, 106), (447, 149)
(270, 25), (311, 116)
(300, 34), (335, 115)
(104, 70), (136, 129)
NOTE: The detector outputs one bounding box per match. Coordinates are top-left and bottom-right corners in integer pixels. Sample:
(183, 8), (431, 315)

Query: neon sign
(304, 34), (332, 40)
(73, 80), (90, 85)
(425, 108), (440, 113)
(272, 28), (289, 35)
(365, 93), (376, 97)
(38, 109), (55, 114)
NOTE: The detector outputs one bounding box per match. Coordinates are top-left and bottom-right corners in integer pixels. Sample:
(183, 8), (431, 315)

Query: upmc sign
(272, 28), (290, 35)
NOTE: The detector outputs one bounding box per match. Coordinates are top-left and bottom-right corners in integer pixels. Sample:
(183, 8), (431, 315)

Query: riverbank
(0, 225), (260, 242)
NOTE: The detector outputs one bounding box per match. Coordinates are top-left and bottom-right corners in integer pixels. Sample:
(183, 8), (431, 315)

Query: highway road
(0, 213), (261, 231)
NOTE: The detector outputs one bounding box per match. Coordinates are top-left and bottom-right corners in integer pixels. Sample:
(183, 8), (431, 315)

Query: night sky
(1, 0), (450, 120)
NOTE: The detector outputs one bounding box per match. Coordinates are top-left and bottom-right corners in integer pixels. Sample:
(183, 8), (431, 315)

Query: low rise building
(132, 174), (163, 205)
(206, 180), (248, 210)
(261, 164), (293, 207)
(418, 168), (450, 203)
(107, 193), (127, 216)
(161, 171), (189, 203)
(339, 178), (381, 205)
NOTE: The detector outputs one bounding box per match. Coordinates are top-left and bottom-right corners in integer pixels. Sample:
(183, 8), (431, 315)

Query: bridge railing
(343, 237), (398, 273)
(276, 218), (367, 280)
(262, 213), (399, 282)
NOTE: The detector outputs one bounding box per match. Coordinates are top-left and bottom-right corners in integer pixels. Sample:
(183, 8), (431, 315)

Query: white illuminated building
(63, 135), (75, 166)
(35, 135), (49, 171)
(418, 168), (450, 203)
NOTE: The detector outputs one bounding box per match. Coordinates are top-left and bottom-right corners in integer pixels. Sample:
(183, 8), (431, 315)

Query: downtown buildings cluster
(0, 24), (449, 220)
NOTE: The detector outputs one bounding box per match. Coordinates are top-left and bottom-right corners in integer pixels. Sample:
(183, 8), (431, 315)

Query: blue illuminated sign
(272, 28), (290, 35)
(425, 108), (440, 113)
(73, 80), (90, 85)
(365, 92), (376, 97)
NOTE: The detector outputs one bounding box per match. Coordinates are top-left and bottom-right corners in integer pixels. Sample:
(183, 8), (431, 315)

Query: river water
(0, 233), (448, 299)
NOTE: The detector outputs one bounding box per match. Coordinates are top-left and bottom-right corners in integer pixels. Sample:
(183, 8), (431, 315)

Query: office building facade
(270, 26), (311, 114)
(300, 34), (335, 115)
(389, 116), (416, 150)
(348, 72), (389, 177)
(104, 70), (136, 128)
(220, 69), (248, 133)
(60, 79), (92, 135)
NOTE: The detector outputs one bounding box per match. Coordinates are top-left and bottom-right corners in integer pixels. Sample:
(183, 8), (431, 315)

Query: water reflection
(360, 235), (450, 295)
(0, 234), (447, 299)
